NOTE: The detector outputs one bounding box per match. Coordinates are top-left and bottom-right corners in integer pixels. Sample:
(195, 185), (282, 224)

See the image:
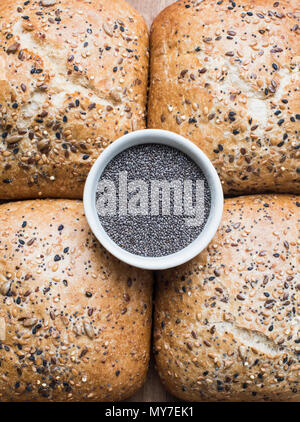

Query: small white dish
(84, 129), (223, 270)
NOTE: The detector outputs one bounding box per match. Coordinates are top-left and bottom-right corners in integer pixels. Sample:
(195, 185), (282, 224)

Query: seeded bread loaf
(148, 0), (300, 195)
(0, 0), (148, 199)
(0, 199), (153, 401)
(154, 194), (300, 401)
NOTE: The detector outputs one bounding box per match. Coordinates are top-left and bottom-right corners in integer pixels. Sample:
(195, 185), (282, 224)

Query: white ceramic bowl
(84, 129), (223, 270)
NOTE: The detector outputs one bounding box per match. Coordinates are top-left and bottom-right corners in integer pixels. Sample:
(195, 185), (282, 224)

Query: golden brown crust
(154, 194), (300, 401)
(149, 0), (300, 195)
(0, 0), (149, 199)
(0, 199), (153, 401)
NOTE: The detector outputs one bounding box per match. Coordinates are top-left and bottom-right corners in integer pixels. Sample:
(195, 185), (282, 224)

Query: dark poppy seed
(96, 144), (211, 257)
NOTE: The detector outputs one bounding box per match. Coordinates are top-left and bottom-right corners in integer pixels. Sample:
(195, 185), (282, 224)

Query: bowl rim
(83, 129), (224, 270)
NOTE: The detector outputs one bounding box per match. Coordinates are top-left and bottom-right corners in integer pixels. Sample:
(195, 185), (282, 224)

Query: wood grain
(129, 0), (174, 27)
(126, 356), (176, 402)
(126, 0), (177, 403)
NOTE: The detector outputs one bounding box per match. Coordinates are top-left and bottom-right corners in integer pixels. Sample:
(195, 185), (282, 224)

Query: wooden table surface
(129, 0), (174, 28)
(126, 0), (176, 402)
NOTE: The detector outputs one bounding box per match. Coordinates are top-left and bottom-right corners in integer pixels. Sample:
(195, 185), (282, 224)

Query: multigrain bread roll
(154, 194), (300, 401)
(149, 0), (300, 195)
(0, 200), (153, 402)
(0, 0), (148, 199)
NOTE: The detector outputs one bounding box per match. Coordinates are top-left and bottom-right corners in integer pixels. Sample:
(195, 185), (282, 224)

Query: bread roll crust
(154, 194), (300, 401)
(0, 0), (148, 199)
(0, 199), (153, 401)
(149, 0), (300, 195)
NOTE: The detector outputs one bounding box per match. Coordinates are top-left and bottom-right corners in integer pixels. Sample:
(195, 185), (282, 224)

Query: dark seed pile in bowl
(96, 143), (211, 257)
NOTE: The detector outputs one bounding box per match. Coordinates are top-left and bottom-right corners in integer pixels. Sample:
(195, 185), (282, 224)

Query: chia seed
(96, 144), (211, 257)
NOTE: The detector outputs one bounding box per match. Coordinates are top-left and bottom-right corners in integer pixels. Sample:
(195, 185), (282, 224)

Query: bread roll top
(0, 199), (153, 401)
(149, 0), (300, 195)
(0, 0), (149, 199)
(155, 194), (300, 401)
